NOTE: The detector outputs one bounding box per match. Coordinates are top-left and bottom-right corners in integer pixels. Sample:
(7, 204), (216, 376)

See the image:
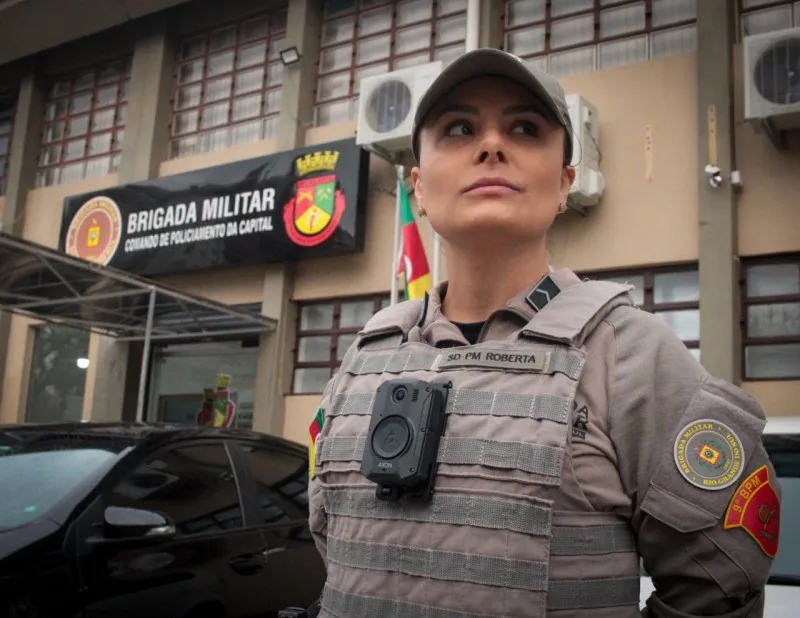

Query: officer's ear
(559, 165), (575, 205)
(411, 167), (424, 210)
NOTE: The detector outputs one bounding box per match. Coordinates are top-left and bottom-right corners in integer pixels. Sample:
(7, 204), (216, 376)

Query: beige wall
(733, 44), (800, 257)
(283, 50), (800, 433)
(0, 315), (36, 424)
(548, 54), (699, 271)
(3, 16), (800, 433)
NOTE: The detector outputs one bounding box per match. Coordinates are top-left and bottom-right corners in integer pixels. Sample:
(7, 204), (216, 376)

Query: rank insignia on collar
(525, 274), (561, 313)
(723, 464), (780, 558)
(309, 407), (325, 480)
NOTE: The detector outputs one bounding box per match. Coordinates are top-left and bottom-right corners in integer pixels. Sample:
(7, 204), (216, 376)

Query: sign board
(59, 138), (370, 276)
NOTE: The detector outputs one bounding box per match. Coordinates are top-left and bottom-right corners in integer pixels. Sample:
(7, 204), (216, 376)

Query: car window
(106, 442), (243, 536)
(0, 447), (118, 529)
(240, 442), (309, 528)
(763, 433), (800, 580)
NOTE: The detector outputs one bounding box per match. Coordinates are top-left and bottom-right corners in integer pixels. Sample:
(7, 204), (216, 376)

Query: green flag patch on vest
(309, 407), (325, 480)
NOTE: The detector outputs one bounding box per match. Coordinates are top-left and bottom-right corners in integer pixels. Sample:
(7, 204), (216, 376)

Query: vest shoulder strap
(521, 280), (634, 348)
(356, 297), (425, 349)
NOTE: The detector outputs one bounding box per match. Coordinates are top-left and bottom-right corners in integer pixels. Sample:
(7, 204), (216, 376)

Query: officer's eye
(444, 121), (473, 137)
(510, 121), (541, 137)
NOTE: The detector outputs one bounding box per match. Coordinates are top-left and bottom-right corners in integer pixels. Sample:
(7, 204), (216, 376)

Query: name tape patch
(724, 464), (780, 558)
(673, 418), (745, 491)
(435, 346), (547, 373)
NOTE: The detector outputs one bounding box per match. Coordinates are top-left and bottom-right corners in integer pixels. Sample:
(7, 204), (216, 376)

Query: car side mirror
(103, 505), (176, 540)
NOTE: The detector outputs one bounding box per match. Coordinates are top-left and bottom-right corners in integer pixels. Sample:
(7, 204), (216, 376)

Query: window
(0, 91), (15, 195)
(739, 0), (800, 37)
(315, 0), (468, 127)
(293, 294), (395, 393)
(169, 8), (288, 159)
(36, 57), (131, 188)
(502, 0), (697, 78)
(581, 265), (701, 361)
(742, 256), (800, 380)
(241, 442), (309, 530)
(107, 442), (243, 535)
(25, 324), (91, 423)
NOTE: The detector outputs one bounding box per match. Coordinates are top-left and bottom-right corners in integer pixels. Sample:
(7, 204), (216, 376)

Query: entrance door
(148, 341), (259, 428)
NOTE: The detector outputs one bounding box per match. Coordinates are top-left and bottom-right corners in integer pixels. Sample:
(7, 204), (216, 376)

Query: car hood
(0, 517), (60, 565)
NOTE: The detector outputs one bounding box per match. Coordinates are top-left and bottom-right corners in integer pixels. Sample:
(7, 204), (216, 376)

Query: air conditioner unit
(356, 61), (443, 154)
(565, 93), (604, 209)
(743, 26), (800, 131)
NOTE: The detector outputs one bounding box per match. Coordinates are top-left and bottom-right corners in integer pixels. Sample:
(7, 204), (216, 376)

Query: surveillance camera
(704, 164), (723, 188)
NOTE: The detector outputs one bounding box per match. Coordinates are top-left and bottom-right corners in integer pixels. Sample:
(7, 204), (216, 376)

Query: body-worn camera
(360, 378), (451, 503)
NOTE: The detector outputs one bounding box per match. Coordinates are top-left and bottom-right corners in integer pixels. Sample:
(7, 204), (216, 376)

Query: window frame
(292, 292), (395, 394)
(314, 0), (468, 126)
(737, 0), (800, 40)
(36, 56), (131, 188)
(500, 0), (697, 76)
(740, 253), (800, 381)
(578, 262), (701, 355)
(168, 7), (288, 160)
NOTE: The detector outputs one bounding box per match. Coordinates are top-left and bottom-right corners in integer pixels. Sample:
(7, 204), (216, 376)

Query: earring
(558, 202), (568, 214)
(417, 206), (427, 218)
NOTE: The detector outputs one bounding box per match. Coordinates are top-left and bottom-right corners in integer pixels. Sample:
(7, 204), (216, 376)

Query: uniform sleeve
(607, 307), (780, 618)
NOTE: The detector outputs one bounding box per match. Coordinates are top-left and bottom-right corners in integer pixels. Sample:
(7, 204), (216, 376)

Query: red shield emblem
(724, 464), (780, 557)
(283, 173), (346, 247)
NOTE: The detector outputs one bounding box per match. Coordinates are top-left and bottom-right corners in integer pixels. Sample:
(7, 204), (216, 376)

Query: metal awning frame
(0, 232), (277, 421)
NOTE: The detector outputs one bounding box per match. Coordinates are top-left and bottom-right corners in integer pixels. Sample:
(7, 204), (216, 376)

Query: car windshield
(0, 435), (123, 529)
(764, 433), (800, 583)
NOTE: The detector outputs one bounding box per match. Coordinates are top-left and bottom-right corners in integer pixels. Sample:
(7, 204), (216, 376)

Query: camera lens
(391, 386), (407, 403)
(372, 416), (411, 459)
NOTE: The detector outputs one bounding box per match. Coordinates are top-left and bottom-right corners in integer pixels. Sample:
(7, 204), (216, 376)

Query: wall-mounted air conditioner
(565, 93), (604, 210)
(356, 61), (443, 154)
(743, 26), (800, 131)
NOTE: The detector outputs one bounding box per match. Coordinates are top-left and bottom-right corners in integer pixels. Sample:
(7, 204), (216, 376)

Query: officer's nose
(475, 129), (507, 164)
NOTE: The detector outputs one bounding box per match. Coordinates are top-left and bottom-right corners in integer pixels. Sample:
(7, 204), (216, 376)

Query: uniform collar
(417, 268), (583, 347)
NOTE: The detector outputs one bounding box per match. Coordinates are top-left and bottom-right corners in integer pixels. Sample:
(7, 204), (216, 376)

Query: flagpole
(390, 163), (403, 305)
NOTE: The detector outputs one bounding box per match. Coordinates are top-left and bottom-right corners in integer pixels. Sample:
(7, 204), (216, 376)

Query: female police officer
(307, 49), (779, 618)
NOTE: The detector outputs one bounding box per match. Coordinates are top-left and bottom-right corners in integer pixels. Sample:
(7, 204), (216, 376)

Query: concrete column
(251, 0), (322, 437)
(697, 0), (740, 383)
(117, 12), (176, 181)
(479, 0), (505, 50)
(85, 13), (177, 422)
(0, 58), (45, 417)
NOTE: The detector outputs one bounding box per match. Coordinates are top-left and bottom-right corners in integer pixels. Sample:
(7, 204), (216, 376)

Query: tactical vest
(313, 279), (642, 618)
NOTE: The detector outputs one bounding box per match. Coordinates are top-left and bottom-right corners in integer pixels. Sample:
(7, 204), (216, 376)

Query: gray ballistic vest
(314, 280), (643, 618)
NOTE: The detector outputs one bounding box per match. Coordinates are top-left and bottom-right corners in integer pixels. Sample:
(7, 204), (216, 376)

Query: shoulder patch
(309, 407), (325, 480)
(673, 418), (745, 491)
(724, 464), (780, 558)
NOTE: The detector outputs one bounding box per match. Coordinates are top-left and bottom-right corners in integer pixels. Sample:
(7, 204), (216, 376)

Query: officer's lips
(463, 177), (521, 197)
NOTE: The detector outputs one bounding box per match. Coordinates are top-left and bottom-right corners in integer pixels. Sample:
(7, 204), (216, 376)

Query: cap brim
(412, 49), (570, 162)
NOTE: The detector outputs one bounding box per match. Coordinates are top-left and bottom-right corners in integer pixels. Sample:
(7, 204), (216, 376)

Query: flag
(396, 179), (431, 300)
(308, 407), (325, 480)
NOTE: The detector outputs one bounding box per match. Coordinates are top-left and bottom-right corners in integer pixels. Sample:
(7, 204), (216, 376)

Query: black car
(0, 422), (326, 618)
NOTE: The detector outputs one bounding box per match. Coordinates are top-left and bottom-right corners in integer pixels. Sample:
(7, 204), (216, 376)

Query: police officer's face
(412, 77), (574, 248)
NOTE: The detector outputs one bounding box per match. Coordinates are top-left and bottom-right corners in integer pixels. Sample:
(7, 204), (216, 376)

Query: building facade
(0, 0), (799, 447)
